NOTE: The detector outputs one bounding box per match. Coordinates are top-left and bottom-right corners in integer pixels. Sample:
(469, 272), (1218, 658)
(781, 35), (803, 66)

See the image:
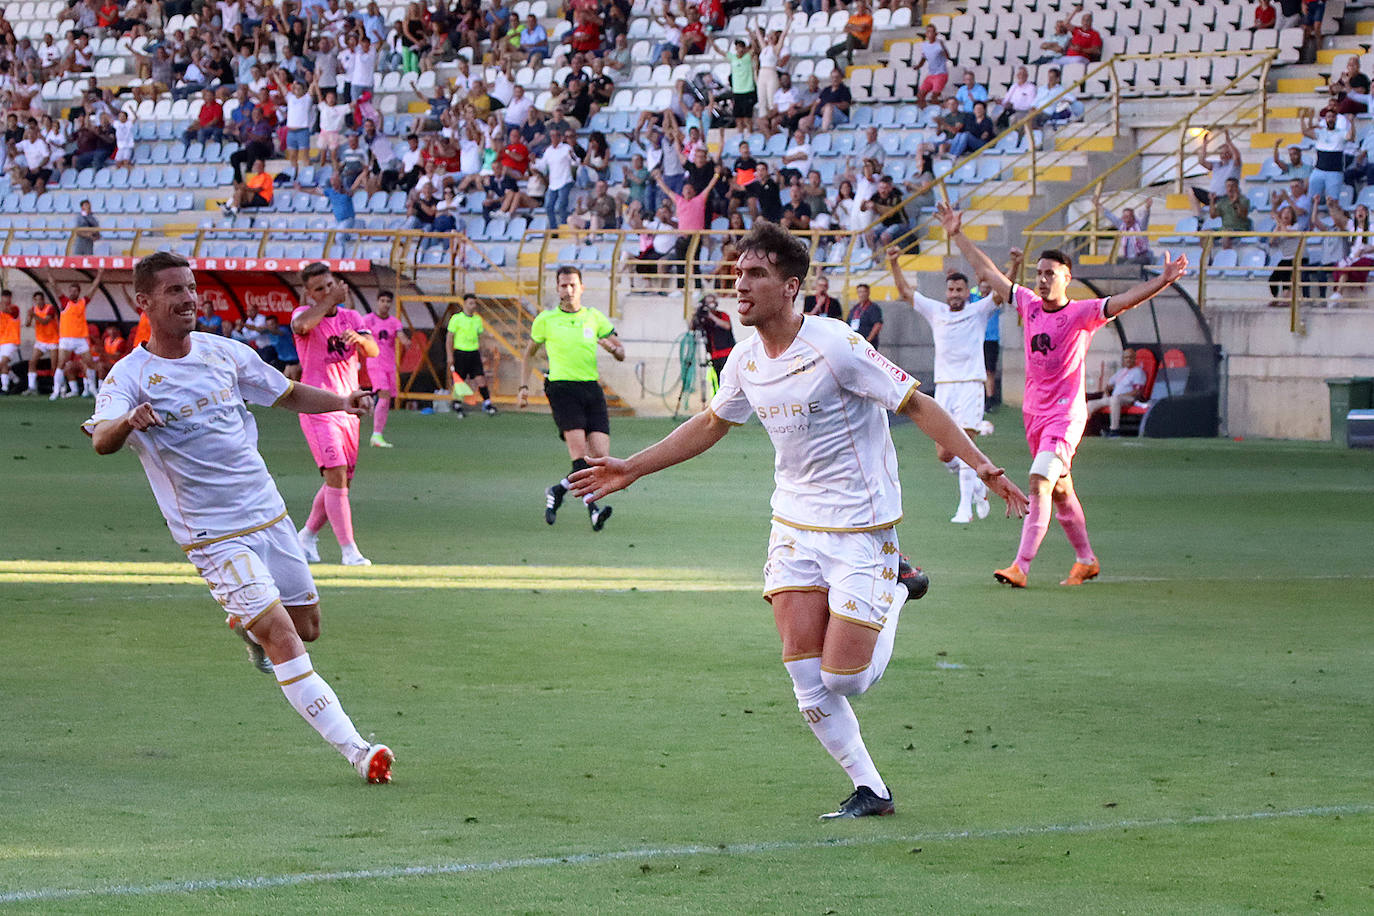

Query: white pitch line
(2, 803), (1368, 905)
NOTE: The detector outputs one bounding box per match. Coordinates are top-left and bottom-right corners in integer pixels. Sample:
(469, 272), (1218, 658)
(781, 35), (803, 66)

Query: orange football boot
(993, 564), (1027, 588)
(1060, 560), (1101, 586)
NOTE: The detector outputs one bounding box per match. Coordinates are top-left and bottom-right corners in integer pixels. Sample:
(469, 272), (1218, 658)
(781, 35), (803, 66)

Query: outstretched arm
(937, 201), (1013, 303)
(276, 382), (375, 415)
(567, 409), (734, 502)
(1104, 251), (1189, 317)
(901, 391), (1028, 518)
(82, 268), (104, 301)
(886, 245), (915, 301)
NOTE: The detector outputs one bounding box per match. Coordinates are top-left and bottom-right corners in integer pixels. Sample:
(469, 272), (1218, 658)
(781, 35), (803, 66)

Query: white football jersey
(84, 333), (293, 548)
(910, 291), (998, 385)
(709, 315), (919, 532)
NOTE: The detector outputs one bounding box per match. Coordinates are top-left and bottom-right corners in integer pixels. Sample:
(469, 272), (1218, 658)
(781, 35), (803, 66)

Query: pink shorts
(920, 73), (949, 97)
(366, 364), (397, 394)
(300, 411), (360, 476)
(1024, 411), (1085, 468)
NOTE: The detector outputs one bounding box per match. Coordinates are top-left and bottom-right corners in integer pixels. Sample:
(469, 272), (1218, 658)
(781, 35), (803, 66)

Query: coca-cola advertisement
(196, 273), (299, 322)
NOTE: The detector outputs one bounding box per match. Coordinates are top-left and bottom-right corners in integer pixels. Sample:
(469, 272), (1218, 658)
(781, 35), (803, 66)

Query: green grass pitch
(1, 397), (1372, 914)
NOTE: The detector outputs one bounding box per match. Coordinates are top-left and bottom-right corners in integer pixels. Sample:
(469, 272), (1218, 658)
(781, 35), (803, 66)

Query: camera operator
(693, 294), (735, 379)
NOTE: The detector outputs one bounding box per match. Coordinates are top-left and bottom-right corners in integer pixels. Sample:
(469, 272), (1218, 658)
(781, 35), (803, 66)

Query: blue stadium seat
(128, 169), (148, 189)
(204, 141), (221, 162)
(352, 189), (369, 213)
(296, 165), (316, 187)
(214, 165), (234, 185)
(76, 168), (95, 189)
(366, 191), (387, 212)
(186, 141), (204, 163)
(35, 193), (55, 213)
(503, 216), (528, 240)
(850, 108), (873, 128)
(163, 167), (185, 189)
(161, 191), (179, 212)
(133, 145), (153, 165)
(464, 215), (489, 240)
(19, 193), (37, 212)
(110, 169), (130, 189)
(177, 192), (193, 210)
(151, 144), (170, 164)
(168, 144), (187, 165)
(94, 168), (113, 189)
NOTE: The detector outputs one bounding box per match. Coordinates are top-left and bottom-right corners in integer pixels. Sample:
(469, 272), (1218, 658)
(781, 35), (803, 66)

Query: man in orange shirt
(25, 290), (60, 396)
(0, 290), (22, 393)
(226, 159), (275, 217)
(52, 269), (104, 399)
(827, 0), (872, 67)
(130, 307), (151, 350)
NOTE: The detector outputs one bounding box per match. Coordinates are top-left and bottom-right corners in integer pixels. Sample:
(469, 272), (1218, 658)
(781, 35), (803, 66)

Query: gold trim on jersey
(782, 651), (823, 662)
(271, 380), (296, 407)
(277, 668), (316, 686)
(934, 377), (987, 386)
(821, 662), (872, 675)
(895, 380), (920, 414)
(180, 509), (290, 552)
(772, 517), (900, 534)
(705, 407), (745, 426)
(243, 597), (284, 632)
(762, 585), (829, 602)
(828, 610), (883, 632)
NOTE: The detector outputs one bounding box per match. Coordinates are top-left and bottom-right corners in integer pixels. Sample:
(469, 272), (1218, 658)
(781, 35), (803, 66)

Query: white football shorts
(0, 343), (18, 362)
(762, 520), (901, 631)
(59, 336), (90, 355)
(935, 380), (985, 431)
(33, 341), (58, 355)
(184, 516), (318, 627)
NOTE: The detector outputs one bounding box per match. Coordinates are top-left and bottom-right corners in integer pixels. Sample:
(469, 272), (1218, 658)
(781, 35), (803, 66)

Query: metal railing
(1022, 227), (1373, 335)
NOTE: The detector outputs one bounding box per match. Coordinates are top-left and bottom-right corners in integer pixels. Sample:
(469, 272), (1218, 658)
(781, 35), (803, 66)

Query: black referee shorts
(545, 379), (610, 437)
(452, 348), (485, 380)
(983, 340), (1000, 374)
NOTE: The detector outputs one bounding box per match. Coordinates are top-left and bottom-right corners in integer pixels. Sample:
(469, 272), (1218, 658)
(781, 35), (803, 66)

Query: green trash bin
(1326, 378), (1373, 443)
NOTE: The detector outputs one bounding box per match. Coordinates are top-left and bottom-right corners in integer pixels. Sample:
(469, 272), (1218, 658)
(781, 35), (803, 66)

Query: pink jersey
(1012, 285), (1111, 421)
(361, 313), (403, 376)
(292, 306), (370, 397)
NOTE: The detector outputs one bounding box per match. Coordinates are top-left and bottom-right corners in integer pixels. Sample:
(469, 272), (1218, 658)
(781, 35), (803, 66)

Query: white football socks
(85, 369), (97, 394)
(785, 657), (887, 796)
(274, 653), (370, 764)
(52, 367), (65, 394)
(956, 461), (978, 518)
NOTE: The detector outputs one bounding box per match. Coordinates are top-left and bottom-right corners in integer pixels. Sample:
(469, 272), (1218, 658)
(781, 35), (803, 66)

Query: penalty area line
(2, 803), (1369, 904)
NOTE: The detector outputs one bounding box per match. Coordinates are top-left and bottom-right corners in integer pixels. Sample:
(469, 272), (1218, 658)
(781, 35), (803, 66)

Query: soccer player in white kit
(84, 252), (394, 785)
(571, 223), (1028, 818)
(887, 246), (997, 524)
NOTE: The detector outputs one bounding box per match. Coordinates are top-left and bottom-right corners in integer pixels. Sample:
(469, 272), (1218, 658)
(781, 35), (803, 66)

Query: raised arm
(82, 268), (104, 301)
(885, 244), (915, 301)
(567, 408), (734, 503)
(1104, 252), (1189, 317)
(937, 201), (1013, 303)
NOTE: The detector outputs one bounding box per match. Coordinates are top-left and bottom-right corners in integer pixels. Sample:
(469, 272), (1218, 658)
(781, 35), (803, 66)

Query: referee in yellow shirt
(445, 294), (496, 418)
(518, 265), (626, 531)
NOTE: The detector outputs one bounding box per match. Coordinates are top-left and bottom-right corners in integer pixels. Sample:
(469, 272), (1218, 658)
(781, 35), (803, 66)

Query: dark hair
(556, 264), (582, 280)
(947, 271), (969, 285)
(1037, 249), (1073, 271)
(133, 250), (191, 294)
(736, 220), (810, 286)
(301, 261), (332, 286)
(377, 290), (394, 300)
(79, 198), (90, 207)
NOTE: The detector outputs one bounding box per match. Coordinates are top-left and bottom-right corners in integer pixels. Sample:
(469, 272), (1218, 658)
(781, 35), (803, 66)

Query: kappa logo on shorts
(881, 543), (897, 555)
(147, 373), (165, 385)
(840, 599), (858, 613)
(880, 568), (896, 581)
(880, 592), (893, 605)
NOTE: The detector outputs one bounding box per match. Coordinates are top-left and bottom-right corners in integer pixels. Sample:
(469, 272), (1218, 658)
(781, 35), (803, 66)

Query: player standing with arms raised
(25, 290), (60, 396)
(293, 262), (380, 567)
(571, 222), (1027, 817)
(84, 251), (393, 784)
(518, 266), (625, 532)
(937, 202), (1187, 587)
(360, 290), (408, 448)
(888, 247), (995, 524)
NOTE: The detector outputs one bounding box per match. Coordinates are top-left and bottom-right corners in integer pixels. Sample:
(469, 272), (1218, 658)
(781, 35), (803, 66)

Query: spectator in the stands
(712, 35), (758, 126)
(1277, 0), (1304, 30)
(578, 131), (611, 188)
(228, 104), (276, 183)
(224, 158), (275, 217)
(1253, 0), (1277, 29)
(955, 71), (988, 114)
(1344, 125), (1374, 188)
(1267, 205), (1309, 305)
(362, 120), (400, 192)
(769, 72), (800, 132)
(8, 123), (53, 192)
(855, 126), (884, 165)
(1033, 66), (1079, 125)
(1329, 203), (1374, 300)
(913, 23), (951, 107)
(933, 96), (966, 153)
(533, 126), (580, 229)
(518, 14), (550, 65)
(337, 130), (371, 188)
(1273, 142), (1312, 181)
(72, 199), (101, 256)
(751, 15), (792, 120)
(69, 114), (109, 171)
(1191, 128), (1242, 217)
(750, 161), (785, 223)
(865, 174), (914, 250)
(283, 80), (313, 176)
(1093, 191), (1153, 263)
(1301, 106), (1354, 207)
(827, 0), (872, 68)
(949, 101), (995, 157)
(1061, 7), (1104, 63)
(998, 66), (1037, 130)
(183, 89), (224, 148)
(1085, 348), (1147, 436)
(1032, 16), (1071, 64)
(296, 172), (365, 252)
(1270, 177), (1312, 229)
(1328, 55), (1370, 114)
(1309, 198), (1351, 299)
(780, 128), (812, 184)
(810, 67), (852, 132)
